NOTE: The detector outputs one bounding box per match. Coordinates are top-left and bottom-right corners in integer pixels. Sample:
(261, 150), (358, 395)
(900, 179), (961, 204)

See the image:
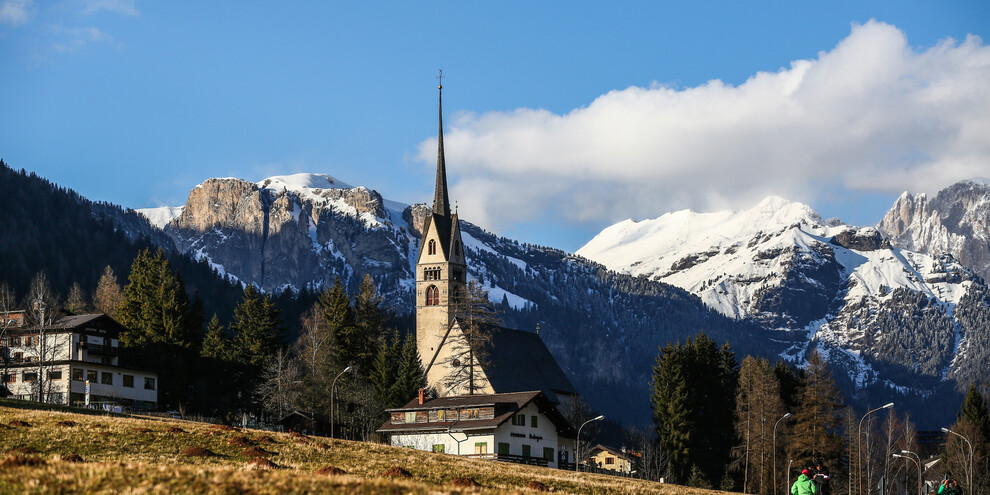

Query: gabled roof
(377, 390), (575, 436)
(479, 325), (578, 404)
(8, 313), (126, 334)
(587, 444), (638, 462)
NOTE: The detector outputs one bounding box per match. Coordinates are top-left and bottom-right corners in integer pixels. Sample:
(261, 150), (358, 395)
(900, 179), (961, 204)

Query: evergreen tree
(230, 284), (284, 368)
(353, 274), (386, 371)
(318, 278), (357, 367)
(395, 333), (427, 403)
(651, 333), (738, 484)
(117, 248), (199, 409)
(200, 314), (229, 360)
(370, 333), (400, 407)
(942, 384), (990, 495)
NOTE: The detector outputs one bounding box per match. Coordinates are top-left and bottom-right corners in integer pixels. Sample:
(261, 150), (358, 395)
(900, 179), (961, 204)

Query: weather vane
(436, 69), (444, 89)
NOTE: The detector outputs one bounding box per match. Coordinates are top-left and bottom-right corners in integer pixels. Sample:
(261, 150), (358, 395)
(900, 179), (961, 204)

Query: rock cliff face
(878, 179), (990, 282)
(158, 174), (416, 303)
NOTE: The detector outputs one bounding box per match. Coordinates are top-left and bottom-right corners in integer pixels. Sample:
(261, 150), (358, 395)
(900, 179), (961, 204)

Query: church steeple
(433, 73), (451, 217)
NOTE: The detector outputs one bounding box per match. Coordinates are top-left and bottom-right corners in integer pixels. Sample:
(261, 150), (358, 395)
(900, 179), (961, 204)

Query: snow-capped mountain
(578, 188), (990, 409)
(137, 173), (418, 306)
(878, 178), (990, 283)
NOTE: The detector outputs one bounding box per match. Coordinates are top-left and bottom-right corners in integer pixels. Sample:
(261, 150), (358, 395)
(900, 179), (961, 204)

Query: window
(460, 408), (480, 420)
(72, 369), (83, 381)
(454, 240), (462, 257)
(453, 269), (464, 282)
(428, 239), (437, 255)
(404, 412), (416, 423)
(432, 444), (445, 453)
(144, 377), (156, 390)
(522, 445), (531, 458)
(101, 372), (112, 385)
(424, 268), (441, 281)
(605, 457), (615, 465)
(425, 285), (439, 306)
(123, 375), (134, 388)
(511, 414), (526, 426)
(87, 370), (97, 382)
(475, 442), (487, 454)
(1, 374), (14, 383)
(48, 370), (62, 380)
(544, 448), (554, 462)
(497, 442), (510, 456)
(436, 409), (446, 421)
(531, 415), (538, 428)
(23, 372), (37, 382)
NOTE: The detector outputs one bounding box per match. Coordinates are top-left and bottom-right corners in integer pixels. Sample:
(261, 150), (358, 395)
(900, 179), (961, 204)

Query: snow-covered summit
(257, 173), (354, 194)
(136, 206), (184, 229)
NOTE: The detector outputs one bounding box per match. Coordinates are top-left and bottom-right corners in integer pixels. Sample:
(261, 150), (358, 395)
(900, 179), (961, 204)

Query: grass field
(0, 400), (726, 494)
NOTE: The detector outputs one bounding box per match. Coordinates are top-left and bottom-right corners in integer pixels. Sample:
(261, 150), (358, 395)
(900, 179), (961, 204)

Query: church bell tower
(416, 75), (468, 379)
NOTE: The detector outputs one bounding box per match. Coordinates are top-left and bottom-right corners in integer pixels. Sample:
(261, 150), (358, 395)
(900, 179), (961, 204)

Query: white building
(378, 390), (576, 469)
(1, 313), (158, 409)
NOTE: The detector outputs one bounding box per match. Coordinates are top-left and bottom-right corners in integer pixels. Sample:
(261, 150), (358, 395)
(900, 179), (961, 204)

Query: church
(379, 80), (579, 467)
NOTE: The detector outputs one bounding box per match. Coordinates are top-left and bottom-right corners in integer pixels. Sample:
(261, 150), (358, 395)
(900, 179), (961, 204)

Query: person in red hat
(792, 468), (818, 495)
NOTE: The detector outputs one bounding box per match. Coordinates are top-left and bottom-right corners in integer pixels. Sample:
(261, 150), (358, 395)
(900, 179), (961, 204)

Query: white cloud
(418, 20), (990, 231)
(0, 0), (32, 25)
(80, 0), (138, 16)
(51, 25), (113, 52)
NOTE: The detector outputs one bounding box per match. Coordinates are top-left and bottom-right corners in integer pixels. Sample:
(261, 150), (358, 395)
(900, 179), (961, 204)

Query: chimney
(418, 388), (425, 405)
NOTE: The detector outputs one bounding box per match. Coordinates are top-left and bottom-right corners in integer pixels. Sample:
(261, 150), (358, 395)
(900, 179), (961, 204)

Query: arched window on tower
(454, 240), (462, 257)
(425, 285), (440, 306)
(428, 239), (437, 256)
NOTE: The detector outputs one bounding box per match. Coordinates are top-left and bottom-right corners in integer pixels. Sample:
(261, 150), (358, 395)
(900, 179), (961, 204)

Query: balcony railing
(78, 343), (118, 356)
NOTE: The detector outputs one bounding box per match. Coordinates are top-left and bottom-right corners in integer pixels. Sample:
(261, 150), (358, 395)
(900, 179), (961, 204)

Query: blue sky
(1, 1), (988, 251)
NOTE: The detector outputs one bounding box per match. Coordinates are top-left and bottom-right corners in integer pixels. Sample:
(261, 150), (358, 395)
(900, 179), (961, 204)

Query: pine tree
(370, 334), (400, 407)
(200, 314), (229, 360)
(353, 274), (385, 371)
(734, 356), (786, 495)
(652, 340), (693, 483)
(396, 333), (427, 403)
(942, 384), (990, 494)
(230, 284), (284, 368)
(117, 248), (199, 408)
(318, 278), (357, 367)
(93, 265), (124, 317)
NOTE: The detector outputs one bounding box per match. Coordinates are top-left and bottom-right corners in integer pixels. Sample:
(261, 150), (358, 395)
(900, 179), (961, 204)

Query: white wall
(392, 431), (495, 456)
(493, 402), (569, 468)
(68, 363), (158, 404)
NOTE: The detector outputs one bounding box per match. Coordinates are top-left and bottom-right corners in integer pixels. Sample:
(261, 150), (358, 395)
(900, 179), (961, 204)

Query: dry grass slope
(0, 401), (731, 494)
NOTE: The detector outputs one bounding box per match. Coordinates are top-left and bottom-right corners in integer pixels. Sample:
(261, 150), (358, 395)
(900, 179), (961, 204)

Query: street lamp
(892, 453), (921, 495)
(329, 365), (352, 438)
(942, 427), (973, 495)
(773, 412), (792, 495)
(787, 459), (794, 492)
(575, 415), (604, 472)
(899, 450), (922, 495)
(859, 402), (893, 495)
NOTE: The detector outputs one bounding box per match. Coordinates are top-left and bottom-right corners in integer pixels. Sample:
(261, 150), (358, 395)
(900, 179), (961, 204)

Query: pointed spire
(433, 72), (451, 217)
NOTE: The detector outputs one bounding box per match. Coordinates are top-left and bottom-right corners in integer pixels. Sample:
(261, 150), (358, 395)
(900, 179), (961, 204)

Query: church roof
(477, 324), (579, 404)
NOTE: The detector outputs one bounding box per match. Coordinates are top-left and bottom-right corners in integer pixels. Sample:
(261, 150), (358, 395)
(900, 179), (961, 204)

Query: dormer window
(428, 239), (437, 256)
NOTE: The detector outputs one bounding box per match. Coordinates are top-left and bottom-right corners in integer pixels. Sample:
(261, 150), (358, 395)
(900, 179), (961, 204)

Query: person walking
(792, 468), (818, 495)
(813, 462), (831, 495)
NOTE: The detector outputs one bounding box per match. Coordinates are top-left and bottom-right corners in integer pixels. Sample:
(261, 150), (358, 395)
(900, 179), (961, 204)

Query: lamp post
(859, 402), (894, 495)
(329, 365), (352, 438)
(575, 415), (604, 472)
(899, 450), (922, 495)
(942, 427), (973, 495)
(787, 459), (794, 493)
(773, 413), (792, 495)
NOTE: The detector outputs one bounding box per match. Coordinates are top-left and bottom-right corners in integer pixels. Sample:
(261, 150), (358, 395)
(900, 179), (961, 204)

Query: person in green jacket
(792, 469), (818, 495)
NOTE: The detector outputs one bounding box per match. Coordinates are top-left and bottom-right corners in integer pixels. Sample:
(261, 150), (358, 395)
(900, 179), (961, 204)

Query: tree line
(646, 332), (986, 495)
(1, 247), (427, 439)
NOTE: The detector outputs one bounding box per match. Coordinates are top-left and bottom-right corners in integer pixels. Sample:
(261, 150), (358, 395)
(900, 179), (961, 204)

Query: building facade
(1, 313), (158, 409)
(378, 390), (575, 469)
